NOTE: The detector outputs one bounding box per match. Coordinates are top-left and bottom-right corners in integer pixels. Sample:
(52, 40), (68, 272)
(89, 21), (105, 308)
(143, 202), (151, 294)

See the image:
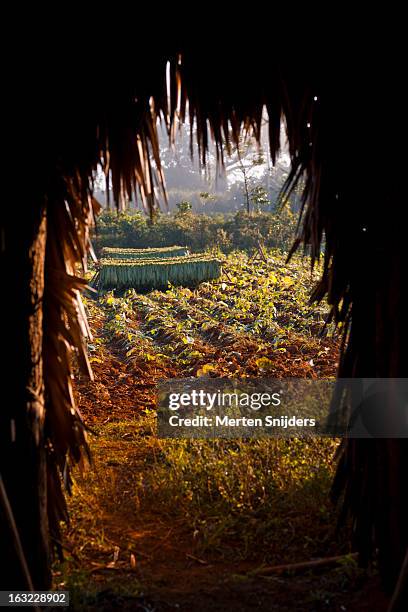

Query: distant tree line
(94, 205), (297, 255)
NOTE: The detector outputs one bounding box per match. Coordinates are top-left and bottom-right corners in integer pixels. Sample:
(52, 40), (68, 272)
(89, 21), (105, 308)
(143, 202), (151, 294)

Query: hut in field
(1, 32), (406, 608)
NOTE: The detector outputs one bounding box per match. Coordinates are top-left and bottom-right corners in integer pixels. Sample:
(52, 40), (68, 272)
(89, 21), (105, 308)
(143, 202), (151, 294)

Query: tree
(233, 139), (268, 213)
(249, 185), (270, 211)
(175, 200), (193, 215)
(198, 192), (217, 208)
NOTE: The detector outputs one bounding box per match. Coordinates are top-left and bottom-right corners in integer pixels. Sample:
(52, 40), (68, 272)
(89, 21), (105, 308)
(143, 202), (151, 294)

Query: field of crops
(100, 249), (338, 377)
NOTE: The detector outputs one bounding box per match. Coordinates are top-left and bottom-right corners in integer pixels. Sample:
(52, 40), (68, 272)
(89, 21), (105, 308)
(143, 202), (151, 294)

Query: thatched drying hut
(1, 33), (406, 608)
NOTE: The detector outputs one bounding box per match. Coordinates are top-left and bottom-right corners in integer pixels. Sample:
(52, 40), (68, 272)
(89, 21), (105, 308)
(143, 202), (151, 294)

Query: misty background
(94, 118), (293, 214)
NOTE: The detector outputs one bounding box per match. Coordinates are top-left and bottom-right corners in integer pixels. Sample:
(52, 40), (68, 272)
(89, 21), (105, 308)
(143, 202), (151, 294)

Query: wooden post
(0, 202), (50, 589)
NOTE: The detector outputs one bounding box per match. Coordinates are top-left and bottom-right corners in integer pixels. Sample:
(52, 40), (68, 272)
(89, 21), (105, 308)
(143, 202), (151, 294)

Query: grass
(61, 413), (342, 569)
(129, 434), (341, 560)
(55, 411), (360, 610)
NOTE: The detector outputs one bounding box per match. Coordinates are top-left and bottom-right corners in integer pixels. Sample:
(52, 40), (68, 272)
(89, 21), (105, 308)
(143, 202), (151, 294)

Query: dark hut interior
(1, 36), (407, 610)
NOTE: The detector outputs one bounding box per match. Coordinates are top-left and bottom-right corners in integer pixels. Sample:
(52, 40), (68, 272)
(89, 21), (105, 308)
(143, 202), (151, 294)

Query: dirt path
(60, 300), (389, 611)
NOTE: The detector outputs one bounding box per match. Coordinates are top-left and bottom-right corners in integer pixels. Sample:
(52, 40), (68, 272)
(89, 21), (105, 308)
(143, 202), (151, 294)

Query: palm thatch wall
(1, 38), (406, 605)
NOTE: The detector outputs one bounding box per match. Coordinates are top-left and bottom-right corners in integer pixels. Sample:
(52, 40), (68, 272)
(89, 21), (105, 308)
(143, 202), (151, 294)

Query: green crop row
(99, 256), (221, 289)
(101, 245), (189, 260)
(101, 253), (214, 265)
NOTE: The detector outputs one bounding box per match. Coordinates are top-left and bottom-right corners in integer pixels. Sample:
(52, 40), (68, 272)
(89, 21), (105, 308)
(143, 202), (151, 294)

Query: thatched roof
(15, 39), (407, 594)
